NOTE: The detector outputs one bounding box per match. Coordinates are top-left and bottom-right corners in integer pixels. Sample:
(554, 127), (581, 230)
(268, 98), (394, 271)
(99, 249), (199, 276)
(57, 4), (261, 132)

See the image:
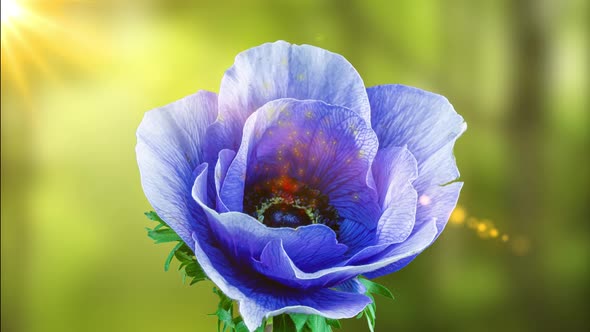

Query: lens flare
(1, 0), (22, 23)
(449, 205), (523, 253)
(1, 0), (107, 108)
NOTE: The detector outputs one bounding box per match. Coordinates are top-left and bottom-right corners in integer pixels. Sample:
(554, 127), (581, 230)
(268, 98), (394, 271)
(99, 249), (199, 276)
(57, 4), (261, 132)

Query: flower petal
(190, 165), (369, 331)
(192, 163), (349, 273)
(219, 98), (380, 250)
(249, 217), (438, 289)
(362, 255), (418, 279)
(416, 182), (463, 234)
(214, 149), (236, 213)
(368, 85), (465, 176)
(360, 184), (461, 280)
(207, 40), (371, 157)
(333, 277), (367, 294)
(238, 285), (370, 331)
(136, 91), (217, 245)
(372, 146), (418, 245)
(368, 84), (465, 234)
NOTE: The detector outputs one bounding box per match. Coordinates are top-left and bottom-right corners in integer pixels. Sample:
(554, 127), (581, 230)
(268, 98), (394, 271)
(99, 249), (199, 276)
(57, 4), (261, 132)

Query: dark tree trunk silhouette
(508, 0), (551, 330)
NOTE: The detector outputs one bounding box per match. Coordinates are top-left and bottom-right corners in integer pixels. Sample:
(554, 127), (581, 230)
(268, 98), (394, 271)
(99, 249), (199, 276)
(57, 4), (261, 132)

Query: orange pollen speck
(275, 176), (299, 193)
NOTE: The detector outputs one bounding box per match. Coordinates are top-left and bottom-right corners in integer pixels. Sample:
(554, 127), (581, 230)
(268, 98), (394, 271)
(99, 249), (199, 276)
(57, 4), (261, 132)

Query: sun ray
(6, 21), (55, 80)
(1, 0), (105, 108)
(1, 40), (32, 108)
(1, 0), (23, 23)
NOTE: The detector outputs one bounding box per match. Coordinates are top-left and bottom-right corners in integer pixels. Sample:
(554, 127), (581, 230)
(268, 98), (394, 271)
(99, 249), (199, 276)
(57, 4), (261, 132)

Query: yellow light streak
(449, 204), (525, 254)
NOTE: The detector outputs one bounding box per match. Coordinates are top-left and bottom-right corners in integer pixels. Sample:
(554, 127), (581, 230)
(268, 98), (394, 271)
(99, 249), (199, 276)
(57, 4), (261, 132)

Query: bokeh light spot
(450, 206), (466, 224)
(419, 194), (431, 206)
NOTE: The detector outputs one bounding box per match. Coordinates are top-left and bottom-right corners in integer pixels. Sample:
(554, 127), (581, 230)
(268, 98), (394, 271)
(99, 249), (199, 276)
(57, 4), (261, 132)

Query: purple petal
(368, 84), (465, 175)
(214, 149), (236, 213)
(219, 98), (380, 250)
(207, 41), (371, 157)
(362, 255), (418, 279)
(192, 163), (349, 273)
(372, 146), (418, 245)
(416, 182), (463, 234)
(189, 165), (369, 331)
(193, 163), (434, 323)
(368, 84), (466, 236)
(136, 91), (217, 246)
(247, 218), (438, 289)
(333, 278), (367, 294)
(238, 286), (370, 331)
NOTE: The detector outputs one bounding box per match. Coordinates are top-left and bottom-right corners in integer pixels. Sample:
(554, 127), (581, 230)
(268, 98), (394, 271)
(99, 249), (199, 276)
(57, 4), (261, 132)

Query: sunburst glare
(1, 0), (106, 107)
(1, 0), (23, 22)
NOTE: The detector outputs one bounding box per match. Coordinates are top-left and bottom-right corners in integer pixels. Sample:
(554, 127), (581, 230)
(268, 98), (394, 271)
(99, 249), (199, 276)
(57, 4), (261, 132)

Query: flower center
(244, 176), (340, 230)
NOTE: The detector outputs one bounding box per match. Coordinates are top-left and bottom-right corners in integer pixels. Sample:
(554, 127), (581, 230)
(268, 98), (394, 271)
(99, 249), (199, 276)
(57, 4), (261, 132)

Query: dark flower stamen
(244, 176), (340, 231)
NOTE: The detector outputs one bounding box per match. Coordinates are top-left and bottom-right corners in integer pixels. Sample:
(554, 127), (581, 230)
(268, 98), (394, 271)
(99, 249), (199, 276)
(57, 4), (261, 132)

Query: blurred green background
(1, 0), (588, 331)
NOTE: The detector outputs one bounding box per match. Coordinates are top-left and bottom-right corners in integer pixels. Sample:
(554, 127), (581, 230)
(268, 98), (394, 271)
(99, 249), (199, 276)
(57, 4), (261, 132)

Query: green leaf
(356, 277), (395, 332)
(144, 211), (164, 223)
(185, 261), (206, 278)
(306, 315), (331, 332)
(326, 319), (341, 329)
(289, 314), (309, 331)
(163, 242), (184, 271)
(215, 308), (233, 324)
(146, 212), (262, 331)
(189, 275), (206, 285)
(146, 227), (182, 243)
(234, 321), (248, 332)
(174, 247), (195, 262)
(362, 294), (376, 332)
(145, 211), (207, 286)
(273, 314), (296, 332)
(359, 278), (395, 300)
(213, 287), (234, 313)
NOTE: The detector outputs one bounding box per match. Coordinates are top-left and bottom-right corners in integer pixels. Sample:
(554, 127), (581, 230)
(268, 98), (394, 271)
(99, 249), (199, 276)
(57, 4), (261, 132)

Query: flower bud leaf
(145, 211), (206, 284)
(273, 314), (297, 332)
(289, 314), (309, 331)
(164, 242), (183, 271)
(306, 315), (332, 332)
(325, 319), (341, 329)
(357, 277), (395, 332)
(146, 226), (181, 243)
(359, 278), (395, 300)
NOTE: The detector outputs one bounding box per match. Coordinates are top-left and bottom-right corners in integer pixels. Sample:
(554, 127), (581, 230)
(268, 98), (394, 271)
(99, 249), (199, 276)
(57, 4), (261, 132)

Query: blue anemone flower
(136, 41), (465, 331)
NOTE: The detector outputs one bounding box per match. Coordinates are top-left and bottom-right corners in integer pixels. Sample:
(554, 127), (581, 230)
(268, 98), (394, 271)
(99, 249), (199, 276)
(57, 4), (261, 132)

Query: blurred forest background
(1, 0), (588, 331)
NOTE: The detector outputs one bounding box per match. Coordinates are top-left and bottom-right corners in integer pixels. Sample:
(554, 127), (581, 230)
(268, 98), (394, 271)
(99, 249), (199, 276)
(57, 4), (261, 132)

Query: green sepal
(164, 242), (184, 271)
(146, 227), (181, 243)
(357, 277), (395, 332)
(359, 278), (395, 300)
(363, 294), (377, 332)
(289, 314), (309, 331)
(211, 287), (235, 332)
(145, 211), (206, 284)
(144, 211), (165, 223)
(287, 314), (336, 332)
(306, 315), (332, 332)
(145, 211), (245, 332)
(326, 318), (341, 329)
(234, 321), (248, 332)
(274, 314), (297, 332)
